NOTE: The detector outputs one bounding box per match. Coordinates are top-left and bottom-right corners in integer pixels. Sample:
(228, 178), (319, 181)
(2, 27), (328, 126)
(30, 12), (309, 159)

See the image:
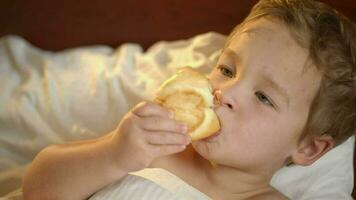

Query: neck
(190, 150), (273, 199)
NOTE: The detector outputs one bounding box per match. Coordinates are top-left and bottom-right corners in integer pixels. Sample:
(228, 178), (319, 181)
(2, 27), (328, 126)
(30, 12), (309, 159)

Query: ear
(291, 134), (334, 166)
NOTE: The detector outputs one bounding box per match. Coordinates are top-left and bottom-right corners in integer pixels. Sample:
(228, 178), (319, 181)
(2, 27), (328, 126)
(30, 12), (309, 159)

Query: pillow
(271, 136), (354, 199)
(0, 33), (353, 199)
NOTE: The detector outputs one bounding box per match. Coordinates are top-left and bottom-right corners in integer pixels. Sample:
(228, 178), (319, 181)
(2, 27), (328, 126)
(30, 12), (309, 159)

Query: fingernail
(169, 111), (174, 119)
(180, 124), (188, 133)
(185, 136), (191, 144)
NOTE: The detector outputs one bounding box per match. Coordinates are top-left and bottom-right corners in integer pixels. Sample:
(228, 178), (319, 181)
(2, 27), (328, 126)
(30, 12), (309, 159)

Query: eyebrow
(241, 26), (274, 35)
(260, 73), (290, 107)
(223, 48), (241, 62)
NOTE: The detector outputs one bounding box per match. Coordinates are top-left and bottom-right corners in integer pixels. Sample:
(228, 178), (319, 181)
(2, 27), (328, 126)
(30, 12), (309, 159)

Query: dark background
(0, 0), (355, 51)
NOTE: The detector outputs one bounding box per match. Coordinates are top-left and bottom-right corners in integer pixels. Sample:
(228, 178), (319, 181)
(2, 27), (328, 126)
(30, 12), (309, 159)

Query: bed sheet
(0, 33), (353, 199)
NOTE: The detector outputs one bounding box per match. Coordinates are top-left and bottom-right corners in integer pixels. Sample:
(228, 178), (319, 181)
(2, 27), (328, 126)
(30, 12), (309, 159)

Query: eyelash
(217, 65), (275, 108)
(217, 65), (235, 78)
(255, 91), (275, 108)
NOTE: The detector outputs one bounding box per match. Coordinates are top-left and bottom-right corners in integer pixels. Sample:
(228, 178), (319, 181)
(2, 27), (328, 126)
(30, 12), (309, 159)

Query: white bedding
(90, 168), (212, 200)
(0, 33), (354, 199)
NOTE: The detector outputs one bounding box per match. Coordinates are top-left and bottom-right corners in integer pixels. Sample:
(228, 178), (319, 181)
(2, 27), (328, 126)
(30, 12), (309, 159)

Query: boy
(23, 0), (355, 199)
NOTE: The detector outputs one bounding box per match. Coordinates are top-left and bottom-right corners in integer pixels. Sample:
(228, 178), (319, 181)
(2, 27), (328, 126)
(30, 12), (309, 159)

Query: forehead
(229, 19), (304, 70)
(224, 18), (322, 107)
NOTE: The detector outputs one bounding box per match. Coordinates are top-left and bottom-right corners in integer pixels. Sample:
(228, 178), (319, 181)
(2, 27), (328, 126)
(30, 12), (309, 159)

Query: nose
(213, 89), (235, 110)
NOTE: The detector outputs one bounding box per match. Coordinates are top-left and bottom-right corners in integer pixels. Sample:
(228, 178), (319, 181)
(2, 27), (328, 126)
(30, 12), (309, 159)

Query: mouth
(201, 108), (222, 141)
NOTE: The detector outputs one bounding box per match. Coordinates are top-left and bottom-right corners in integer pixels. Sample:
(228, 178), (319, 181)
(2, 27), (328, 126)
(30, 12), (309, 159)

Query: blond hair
(227, 0), (356, 145)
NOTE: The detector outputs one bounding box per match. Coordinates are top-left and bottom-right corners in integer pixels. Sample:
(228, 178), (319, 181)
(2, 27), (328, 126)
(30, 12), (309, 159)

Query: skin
(22, 17), (334, 200)
(153, 17), (328, 199)
(194, 17), (322, 182)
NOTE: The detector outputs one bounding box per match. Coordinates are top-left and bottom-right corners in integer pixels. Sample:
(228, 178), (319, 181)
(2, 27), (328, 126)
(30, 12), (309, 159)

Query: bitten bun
(155, 67), (220, 141)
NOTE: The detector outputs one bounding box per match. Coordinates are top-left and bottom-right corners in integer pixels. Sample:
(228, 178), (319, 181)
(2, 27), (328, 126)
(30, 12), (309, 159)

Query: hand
(108, 101), (191, 173)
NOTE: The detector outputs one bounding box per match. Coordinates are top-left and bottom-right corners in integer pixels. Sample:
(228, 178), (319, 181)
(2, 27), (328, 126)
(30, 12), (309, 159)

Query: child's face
(192, 18), (322, 173)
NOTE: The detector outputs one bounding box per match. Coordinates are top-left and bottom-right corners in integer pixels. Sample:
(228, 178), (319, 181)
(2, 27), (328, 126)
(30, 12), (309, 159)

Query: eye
(255, 91), (275, 107)
(217, 65), (235, 78)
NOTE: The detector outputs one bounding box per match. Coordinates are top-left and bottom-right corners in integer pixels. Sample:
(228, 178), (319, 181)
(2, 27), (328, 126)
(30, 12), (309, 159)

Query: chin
(191, 134), (221, 161)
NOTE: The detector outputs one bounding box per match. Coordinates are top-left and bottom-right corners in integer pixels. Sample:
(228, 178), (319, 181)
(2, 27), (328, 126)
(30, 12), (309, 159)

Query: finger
(146, 131), (191, 145)
(139, 116), (187, 134)
(132, 101), (172, 118)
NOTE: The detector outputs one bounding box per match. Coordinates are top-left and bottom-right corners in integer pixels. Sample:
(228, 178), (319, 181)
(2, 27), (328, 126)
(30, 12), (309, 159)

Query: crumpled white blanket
(90, 168), (212, 200)
(0, 33), (354, 199)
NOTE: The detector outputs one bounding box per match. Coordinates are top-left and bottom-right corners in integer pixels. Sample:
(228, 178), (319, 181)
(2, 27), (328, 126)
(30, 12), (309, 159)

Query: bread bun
(155, 67), (220, 140)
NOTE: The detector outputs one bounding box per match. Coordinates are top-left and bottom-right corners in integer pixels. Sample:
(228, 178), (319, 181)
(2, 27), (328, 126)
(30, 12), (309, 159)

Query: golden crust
(155, 67), (220, 140)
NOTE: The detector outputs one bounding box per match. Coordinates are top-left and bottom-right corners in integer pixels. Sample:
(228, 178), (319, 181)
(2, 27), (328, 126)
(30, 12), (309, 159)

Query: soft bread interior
(155, 67), (220, 140)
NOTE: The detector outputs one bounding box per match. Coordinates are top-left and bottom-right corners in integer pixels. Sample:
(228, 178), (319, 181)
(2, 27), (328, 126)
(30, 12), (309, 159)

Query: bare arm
(22, 102), (190, 200)
(22, 133), (125, 200)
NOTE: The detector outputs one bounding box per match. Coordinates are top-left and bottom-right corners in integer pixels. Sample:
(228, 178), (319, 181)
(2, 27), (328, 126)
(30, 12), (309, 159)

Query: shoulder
(149, 150), (185, 170)
(149, 145), (203, 185)
(149, 145), (195, 169)
(250, 188), (289, 200)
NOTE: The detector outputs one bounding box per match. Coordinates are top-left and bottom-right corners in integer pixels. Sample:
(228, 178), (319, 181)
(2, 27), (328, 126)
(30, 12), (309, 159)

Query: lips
(203, 131), (221, 141)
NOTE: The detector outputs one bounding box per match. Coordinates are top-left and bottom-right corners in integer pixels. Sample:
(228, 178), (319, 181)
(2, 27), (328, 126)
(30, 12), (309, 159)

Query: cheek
(234, 101), (275, 137)
(227, 107), (297, 156)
